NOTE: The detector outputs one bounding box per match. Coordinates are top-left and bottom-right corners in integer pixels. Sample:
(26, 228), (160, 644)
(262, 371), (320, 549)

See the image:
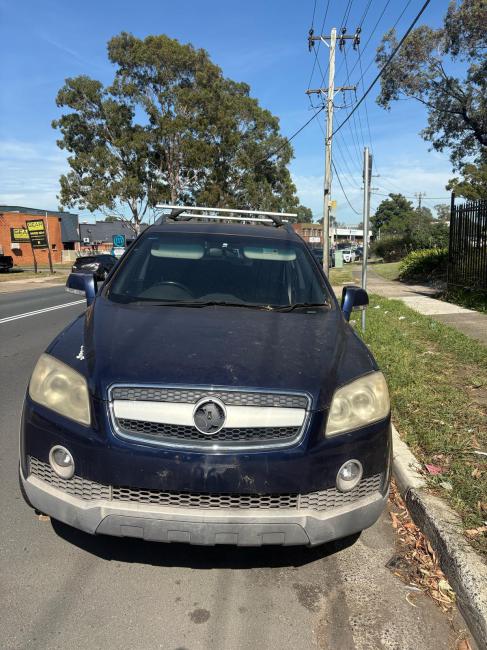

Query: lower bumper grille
(29, 457), (382, 513)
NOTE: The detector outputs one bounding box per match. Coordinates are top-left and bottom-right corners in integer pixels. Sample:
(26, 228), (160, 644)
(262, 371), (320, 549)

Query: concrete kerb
(391, 425), (487, 648)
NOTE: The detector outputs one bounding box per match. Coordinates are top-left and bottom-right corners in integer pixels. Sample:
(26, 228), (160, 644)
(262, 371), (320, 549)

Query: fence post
(447, 192), (455, 290)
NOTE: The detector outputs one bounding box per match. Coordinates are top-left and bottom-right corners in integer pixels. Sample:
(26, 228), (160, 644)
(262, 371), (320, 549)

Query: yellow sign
(26, 219), (48, 249)
(330, 200), (337, 210)
(10, 227), (30, 242)
(26, 219), (46, 234)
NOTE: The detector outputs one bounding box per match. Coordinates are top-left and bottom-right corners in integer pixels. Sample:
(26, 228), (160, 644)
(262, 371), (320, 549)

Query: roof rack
(155, 204), (297, 228)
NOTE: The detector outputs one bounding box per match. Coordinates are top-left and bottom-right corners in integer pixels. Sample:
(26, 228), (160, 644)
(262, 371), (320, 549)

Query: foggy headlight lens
(29, 353), (91, 426)
(326, 372), (389, 437)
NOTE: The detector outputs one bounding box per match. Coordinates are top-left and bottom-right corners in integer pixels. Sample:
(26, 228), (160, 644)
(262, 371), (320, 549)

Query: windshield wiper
(143, 300), (275, 310)
(274, 302), (330, 312)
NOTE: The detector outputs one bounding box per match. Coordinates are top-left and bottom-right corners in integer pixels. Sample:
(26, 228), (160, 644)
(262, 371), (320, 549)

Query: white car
(341, 248), (356, 263)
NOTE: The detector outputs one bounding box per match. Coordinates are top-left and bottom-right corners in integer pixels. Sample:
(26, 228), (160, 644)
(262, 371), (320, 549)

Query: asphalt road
(0, 286), (471, 650)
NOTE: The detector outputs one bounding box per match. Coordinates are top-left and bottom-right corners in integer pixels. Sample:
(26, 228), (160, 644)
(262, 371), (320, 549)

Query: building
(0, 206), (79, 267)
(78, 221), (146, 253)
(293, 222), (371, 247)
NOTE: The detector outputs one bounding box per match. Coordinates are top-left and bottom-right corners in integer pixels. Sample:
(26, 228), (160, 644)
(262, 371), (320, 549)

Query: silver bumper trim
(21, 469), (388, 547)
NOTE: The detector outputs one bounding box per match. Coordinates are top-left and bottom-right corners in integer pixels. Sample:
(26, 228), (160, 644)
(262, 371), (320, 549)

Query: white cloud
(0, 139), (67, 210)
(293, 152), (454, 223)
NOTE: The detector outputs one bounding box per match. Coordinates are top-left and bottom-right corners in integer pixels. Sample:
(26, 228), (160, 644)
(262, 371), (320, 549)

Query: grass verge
(329, 265), (355, 285)
(352, 294), (487, 555)
(372, 261), (402, 281)
(0, 270), (67, 282)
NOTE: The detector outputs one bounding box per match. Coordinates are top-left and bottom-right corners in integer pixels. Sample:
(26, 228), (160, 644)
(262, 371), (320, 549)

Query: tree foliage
(371, 193), (449, 260)
(53, 33), (310, 231)
(434, 203), (451, 222)
(446, 161), (487, 200)
(376, 0), (487, 174)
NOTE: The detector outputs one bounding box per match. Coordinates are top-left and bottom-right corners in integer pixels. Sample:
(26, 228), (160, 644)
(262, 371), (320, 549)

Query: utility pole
(415, 192), (426, 210)
(307, 27), (359, 276)
(361, 147), (372, 331)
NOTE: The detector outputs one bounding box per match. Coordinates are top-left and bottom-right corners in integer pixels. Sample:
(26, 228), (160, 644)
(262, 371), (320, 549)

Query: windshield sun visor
(151, 243), (204, 259)
(243, 247), (296, 261)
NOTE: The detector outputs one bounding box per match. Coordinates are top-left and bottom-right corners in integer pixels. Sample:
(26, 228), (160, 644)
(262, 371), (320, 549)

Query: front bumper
(20, 464), (388, 546)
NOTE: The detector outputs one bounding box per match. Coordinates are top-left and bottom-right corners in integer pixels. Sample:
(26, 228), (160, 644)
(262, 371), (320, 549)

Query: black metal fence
(448, 194), (487, 291)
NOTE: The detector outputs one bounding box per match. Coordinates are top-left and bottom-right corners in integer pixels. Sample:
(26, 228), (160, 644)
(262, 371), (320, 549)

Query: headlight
(326, 372), (389, 437)
(29, 353), (91, 425)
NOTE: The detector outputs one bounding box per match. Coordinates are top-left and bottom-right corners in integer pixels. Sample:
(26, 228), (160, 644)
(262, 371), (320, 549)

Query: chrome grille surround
(29, 457), (382, 513)
(108, 384), (311, 451)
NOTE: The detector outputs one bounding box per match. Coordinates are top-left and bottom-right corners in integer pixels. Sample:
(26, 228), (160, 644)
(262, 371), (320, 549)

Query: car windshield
(106, 232), (331, 308)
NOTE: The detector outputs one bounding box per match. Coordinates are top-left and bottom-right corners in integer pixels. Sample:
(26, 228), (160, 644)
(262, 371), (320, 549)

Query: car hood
(48, 296), (376, 410)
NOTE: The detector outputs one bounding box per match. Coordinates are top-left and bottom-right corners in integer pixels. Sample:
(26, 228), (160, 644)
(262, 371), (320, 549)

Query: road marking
(0, 300), (85, 324)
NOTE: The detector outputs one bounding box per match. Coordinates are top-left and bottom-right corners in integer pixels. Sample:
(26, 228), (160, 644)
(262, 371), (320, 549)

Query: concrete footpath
(351, 267), (487, 346)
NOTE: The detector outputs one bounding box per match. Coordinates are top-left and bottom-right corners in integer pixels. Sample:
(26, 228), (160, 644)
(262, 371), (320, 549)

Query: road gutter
(391, 425), (487, 648)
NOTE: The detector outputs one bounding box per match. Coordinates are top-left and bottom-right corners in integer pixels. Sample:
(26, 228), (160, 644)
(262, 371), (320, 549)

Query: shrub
(398, 248), (448, 281)
(370, 238), (411, 262)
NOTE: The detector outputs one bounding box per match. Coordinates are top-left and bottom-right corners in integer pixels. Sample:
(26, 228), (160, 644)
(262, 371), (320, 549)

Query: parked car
(341, 248), (356, 263)
(0, 254), (13, 272)
(20, 208), (391, 547)
(354, 246), (363, 261)
(310, 248), (335, 268)
(71, 254), (117, 281)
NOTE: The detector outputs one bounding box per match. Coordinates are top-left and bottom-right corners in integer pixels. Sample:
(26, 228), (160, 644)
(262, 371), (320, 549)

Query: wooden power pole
(306, 28), (357, 276)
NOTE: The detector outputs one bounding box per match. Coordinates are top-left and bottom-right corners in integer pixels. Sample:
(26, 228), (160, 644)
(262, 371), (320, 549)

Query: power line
(335, 0), (393, 80)
(333, 0), (432, 137)
(307, 0), (331, 90)
(372, 191), (450, 200)
(358, 0), (373, 28)
(332, 159), (361, 215)
(352, 0), (413, 89)
(310, 0), (317, 29)
(256, 105), (325, 164)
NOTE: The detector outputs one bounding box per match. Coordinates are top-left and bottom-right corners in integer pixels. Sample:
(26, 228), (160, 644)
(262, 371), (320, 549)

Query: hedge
(398, 248), (448, 281)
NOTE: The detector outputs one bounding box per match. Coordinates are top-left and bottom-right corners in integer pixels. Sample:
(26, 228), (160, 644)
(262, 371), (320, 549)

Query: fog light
(49, 446), (75, 479)
(336, 460), (363, 492)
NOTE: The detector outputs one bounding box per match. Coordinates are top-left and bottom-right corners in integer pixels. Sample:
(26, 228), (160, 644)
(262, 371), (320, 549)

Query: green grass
(0, 269), (67, 282)
(329, 265), (355, 285)
(371, 261), (402, 281)
(352, 295), (487, 555)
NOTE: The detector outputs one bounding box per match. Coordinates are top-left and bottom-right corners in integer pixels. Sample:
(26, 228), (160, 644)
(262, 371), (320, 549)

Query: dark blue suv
(20, 213), (391, 547)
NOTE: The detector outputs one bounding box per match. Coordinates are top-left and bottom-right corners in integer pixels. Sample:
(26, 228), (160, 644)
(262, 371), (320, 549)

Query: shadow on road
(51, 519), (360, 569)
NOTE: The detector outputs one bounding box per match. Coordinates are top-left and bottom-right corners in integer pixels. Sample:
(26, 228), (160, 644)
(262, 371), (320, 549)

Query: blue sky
(0, 0), (453, 224)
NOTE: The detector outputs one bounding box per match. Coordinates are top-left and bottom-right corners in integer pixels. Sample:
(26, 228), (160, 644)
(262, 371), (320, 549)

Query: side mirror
(341, 285), (368, 321)
(66, 273), (96, 306)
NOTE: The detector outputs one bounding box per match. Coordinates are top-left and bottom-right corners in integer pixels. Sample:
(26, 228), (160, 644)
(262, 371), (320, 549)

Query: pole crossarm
(309, 35), (356, 41)
(306, 85), (356, 95)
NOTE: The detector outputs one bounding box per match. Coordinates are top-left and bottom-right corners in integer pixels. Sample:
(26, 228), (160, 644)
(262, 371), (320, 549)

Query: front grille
(112, 487), (298, 509)
(117, 419), (299, 443)
(111, 387), (309, 409)
(109, 384), (309, 450)
(29, 457), (110, 501)
(299, 474), (383, 510)
(29, 457), (382, 513)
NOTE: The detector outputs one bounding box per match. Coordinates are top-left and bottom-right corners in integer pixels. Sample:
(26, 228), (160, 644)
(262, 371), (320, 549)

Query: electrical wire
(351, 0), (413, 86)
(332, 0), (432, 137)
(372, 191), (450, 200)
(255, 105), (325, 164)
(307, 0), (331, 90)
(332, 160), (361, 215)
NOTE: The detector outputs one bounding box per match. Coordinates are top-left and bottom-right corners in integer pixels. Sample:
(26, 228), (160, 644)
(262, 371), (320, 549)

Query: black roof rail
(155, 205), (297, 228)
